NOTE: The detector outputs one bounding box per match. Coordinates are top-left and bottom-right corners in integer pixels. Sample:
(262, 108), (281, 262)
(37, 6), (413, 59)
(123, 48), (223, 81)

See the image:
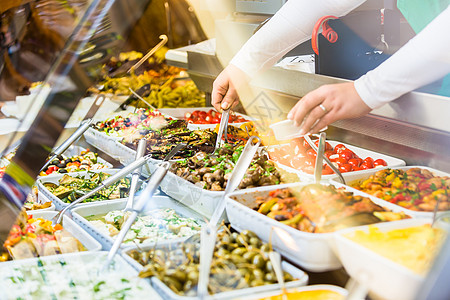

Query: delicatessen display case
(0, 0), (449, 299)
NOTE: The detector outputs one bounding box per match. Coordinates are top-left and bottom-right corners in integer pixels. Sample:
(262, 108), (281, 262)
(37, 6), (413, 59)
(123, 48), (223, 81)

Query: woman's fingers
(287, 82), (371, 134)
(211, 65), (249, 112)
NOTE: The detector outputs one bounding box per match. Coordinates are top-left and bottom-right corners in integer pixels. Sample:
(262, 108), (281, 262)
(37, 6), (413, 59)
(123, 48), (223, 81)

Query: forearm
(355, 5), (450, 109)
(230, 0), (366, 77)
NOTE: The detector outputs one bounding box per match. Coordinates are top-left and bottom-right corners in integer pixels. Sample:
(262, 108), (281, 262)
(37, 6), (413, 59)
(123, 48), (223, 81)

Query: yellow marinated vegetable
(346, 224), (446, 274)
(258, 290), (344, 300)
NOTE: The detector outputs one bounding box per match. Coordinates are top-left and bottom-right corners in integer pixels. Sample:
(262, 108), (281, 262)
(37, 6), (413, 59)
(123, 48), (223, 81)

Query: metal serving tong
(40, 94), (106, 173)
(101, 143), (187, 270)
(214, 109), (230, 152)
(124, 139), (147, 211)
(50, 154), (152, 225)
(198, 136), (262, 299)
(127, 35), (168, 73)
(304, 133), (346, 185)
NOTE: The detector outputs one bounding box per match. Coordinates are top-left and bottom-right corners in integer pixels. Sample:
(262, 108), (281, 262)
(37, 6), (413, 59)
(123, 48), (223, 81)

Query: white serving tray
(0, 251), (161, 300)
(36, 169), (135, 211)
(226, 182), (413, 272)
(25, 210), (102, 253)
(83, 127), (125, 159)
(270, 140), (405, 181)
(122, 242), (309, 300)
(332, 165), (450, 219)
(236, 284), (348, 300)
(71, 196), (205, 250)
(333, 218), (441, 300)
(158, 107), (254, 131)
(39, 145), (113, 177)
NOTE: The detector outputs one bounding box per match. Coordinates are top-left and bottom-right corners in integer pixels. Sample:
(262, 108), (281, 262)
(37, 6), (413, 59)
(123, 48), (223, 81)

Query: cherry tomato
(324, 150), (334, 159)
(306, 149), (317, 160)
(363, 157), (375, 168)
(205, 115), (212, 122)
(335, 157), (347, 166)
(322, 165), (334, 175)
(352, 166), (362, 171)
(334, 144), (347, 154)
(184, 112), (192, 119)
(192, 111), (199, 118)
(212, 117), (220, 123)
(348, 158), (362, 168)
(314, 140), (333, 151)
(360, 163), (370, 170)
(339, 152), (353, 161)
(374, 159), (388, 167)
(199, 111), (207, 119)
(339, 163), (353, 173)
(329, 153), (340, 162)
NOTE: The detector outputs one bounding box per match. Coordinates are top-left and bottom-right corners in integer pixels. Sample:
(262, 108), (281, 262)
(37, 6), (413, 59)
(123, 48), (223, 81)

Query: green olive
(250, 279), (265, 287)
(163, 276), (183, 292)
(264, 272), (277, 283)
(231, 247), (247, 256)
(238, 267), (250, 277)
(252, 269), (265, 280)
(187, 270), (199, 283)
(236, 234), (249, 246)
(241, 230), (258, 239)
(166, 269), (187, 282)
(265, 260), (274, 272)
(252, 254), (266, 269)
(260, 244), (271, 253)
(231, 232), (239, 242)
(231, 254), (247, 264)
(183, 280), (195, 292)
(221, 234), (231, 244)
(243, 250), (258, 262)
(249, 237), (262, 247)
(216, 247), (230, 257)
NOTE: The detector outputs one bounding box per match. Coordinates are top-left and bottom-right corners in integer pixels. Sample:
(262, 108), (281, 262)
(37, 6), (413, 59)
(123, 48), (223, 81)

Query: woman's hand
(287, 82), (372, 134)
(211, 64), (249, 112)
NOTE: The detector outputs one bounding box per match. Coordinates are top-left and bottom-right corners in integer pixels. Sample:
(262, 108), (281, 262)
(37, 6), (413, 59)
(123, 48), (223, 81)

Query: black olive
(56, 163), (66, 168)
(74, 159), (81, 163)
(114, 127), (120, 131)
(50, 160), (60, 165)
(65, 159), (72, 164)
(125, 118), (130, 122)
(59, 169), (68, 173)
(57, 155), (64, 160)
(140, 114), (147, 120)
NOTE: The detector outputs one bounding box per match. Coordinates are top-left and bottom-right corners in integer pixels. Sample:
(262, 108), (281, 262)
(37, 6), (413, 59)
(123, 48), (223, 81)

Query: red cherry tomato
(306, 149), (317, 160)
(363, 157), (375, 168)
(212, 117), (220, 123)
(192, 111), (199, 117)
(205, 115), (212, 122)
(324, 150), (334, 159)
(352, 166), (362, 171)
(339, 152), (353, 161)
(199, 111), (207, 119)
(314, 140), (333, 151)
(185, 112), (192, 119)
(360, 163), (370, 170)
(348, 158), (362, 168)
(335, 157), (347, 166)
(334, 144), (347, 154)
(322, 165), (334, 175)
(374, 159), (388, 167)
(339, 163), (353, 173)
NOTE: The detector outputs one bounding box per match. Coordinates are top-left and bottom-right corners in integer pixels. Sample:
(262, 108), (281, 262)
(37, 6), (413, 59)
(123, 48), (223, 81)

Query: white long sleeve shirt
(229, 0), (450, 109)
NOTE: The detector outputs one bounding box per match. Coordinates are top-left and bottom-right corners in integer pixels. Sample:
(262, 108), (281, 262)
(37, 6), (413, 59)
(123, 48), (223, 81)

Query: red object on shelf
(312, 15), (338, 55)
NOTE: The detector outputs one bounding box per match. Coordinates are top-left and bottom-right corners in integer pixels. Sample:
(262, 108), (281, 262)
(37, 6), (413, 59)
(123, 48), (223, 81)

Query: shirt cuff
(354, 76), (385, 109)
